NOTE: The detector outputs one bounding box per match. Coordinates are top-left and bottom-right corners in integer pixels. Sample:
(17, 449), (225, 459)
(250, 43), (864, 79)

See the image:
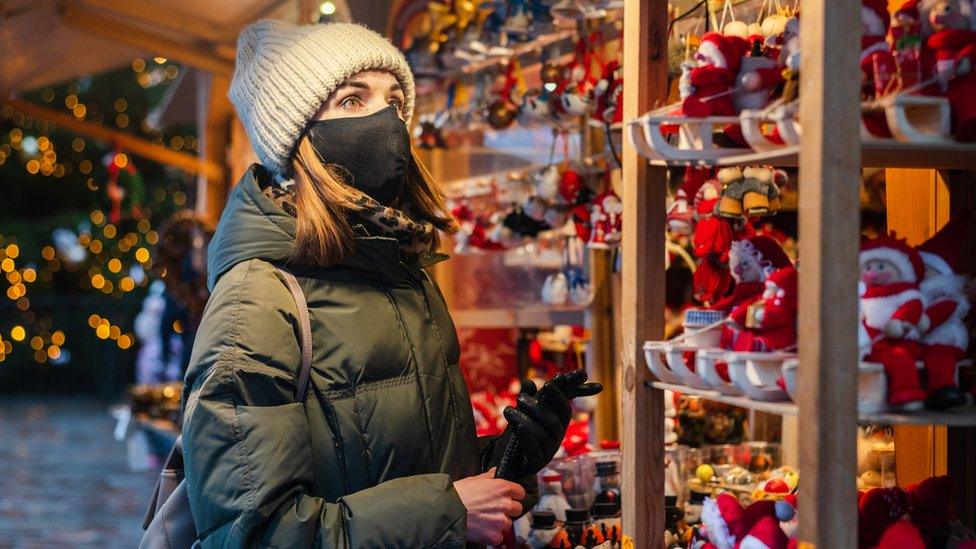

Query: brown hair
(286, 137), (456, 266)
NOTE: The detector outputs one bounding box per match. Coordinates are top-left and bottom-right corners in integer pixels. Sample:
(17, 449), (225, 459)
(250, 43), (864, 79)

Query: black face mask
(305, 105), (410, 207)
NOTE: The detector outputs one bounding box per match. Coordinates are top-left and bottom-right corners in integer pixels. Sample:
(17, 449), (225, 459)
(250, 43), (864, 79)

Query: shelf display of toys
(626, 0), (976, 165)
(516, 442), (628, 548)
(858, 209), (974, 414)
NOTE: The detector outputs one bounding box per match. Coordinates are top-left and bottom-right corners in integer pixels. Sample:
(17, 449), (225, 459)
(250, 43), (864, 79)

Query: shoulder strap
(274, 265), (313, 401)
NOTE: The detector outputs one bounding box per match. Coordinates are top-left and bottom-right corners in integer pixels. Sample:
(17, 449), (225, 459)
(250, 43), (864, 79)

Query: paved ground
(0, 398), (160, 548)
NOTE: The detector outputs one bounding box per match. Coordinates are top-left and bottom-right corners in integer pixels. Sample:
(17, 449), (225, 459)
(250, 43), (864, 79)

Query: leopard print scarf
(262, 182), (435, 257)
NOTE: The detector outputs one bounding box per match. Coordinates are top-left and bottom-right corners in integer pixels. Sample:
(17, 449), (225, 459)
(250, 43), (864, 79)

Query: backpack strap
(274, 265), (313, 402)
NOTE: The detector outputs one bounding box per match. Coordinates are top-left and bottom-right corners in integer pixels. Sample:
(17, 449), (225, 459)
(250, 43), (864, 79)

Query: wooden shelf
(860, 409), (976, 427)
(451, 304), (587, 328)
(649, 380), (976, 427)
(648, 380), (799, 416)
(642, 141), (976, 169)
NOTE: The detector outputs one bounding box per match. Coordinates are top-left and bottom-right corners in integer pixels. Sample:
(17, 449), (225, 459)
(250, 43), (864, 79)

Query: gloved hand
(488, 370), (602, 481)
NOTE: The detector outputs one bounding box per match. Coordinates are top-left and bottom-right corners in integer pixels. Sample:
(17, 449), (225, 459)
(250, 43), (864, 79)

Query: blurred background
(1, 1), (630, 546)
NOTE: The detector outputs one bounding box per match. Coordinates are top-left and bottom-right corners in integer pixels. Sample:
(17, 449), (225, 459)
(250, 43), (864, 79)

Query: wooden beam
(195, 72), (235, 226)
(60, 5), (234, 77)
(1, 97), (224, 181)
(78, 0), (236, 46)
(796, 0), (861, 546)
(621, 0), (669, 545)
(587, 248), (618, 442)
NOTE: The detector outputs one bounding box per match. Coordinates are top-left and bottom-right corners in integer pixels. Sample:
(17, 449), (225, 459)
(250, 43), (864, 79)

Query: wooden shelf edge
(642, 142), (976, 169)
(648, 380), (799, 416)
(451, 305), (587, 328)
(646, 380), (976, 427)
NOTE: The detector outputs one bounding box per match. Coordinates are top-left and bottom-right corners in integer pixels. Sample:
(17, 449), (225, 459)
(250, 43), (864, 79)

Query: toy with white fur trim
(916, 209), (972, 409)
(695, 493), (790, 549)
(860, 233), (930, 409)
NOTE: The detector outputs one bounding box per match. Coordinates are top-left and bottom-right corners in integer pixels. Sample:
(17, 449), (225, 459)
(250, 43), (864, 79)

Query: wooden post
(195, 72), (234, 225)
(620, 0), (668, 544)
(587, 248), (618, 441)
(796, 0), (861, 546)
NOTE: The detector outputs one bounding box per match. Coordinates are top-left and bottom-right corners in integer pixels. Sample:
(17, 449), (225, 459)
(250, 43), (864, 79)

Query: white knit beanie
(229, 20), (416, 177)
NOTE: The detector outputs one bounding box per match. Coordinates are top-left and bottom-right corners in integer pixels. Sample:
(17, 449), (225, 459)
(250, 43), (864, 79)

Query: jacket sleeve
(182, 260), (467, 548)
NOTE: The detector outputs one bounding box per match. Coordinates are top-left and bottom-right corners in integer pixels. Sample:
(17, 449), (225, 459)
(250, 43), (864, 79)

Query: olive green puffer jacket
(181, 164), (483, 547)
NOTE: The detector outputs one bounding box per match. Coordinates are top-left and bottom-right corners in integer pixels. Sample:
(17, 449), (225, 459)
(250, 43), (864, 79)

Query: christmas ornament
(587, 188), (622, 248)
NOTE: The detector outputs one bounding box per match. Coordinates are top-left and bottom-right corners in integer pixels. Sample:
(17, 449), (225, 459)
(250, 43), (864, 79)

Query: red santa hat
(916, 209), (970, 276)
(698, 32), (748, 74)
(732, 236), (793, 276)
(895, 0), (920, 19)
(739, 515), (790, 549)
(702, 493), (745, 548)
(862, 0), (892, 36)
(765, 266), (799, 309)
(859, 233), (925, 284)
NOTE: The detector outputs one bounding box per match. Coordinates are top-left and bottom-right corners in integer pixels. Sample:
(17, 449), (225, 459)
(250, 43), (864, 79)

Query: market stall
(619, 0), (976, 547)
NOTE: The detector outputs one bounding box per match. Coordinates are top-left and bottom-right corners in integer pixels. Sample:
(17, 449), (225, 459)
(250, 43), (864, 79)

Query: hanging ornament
(486, 60), (520, 129)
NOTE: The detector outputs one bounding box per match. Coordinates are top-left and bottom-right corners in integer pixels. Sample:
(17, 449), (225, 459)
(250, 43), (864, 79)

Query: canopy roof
(0, 0), (328, 94)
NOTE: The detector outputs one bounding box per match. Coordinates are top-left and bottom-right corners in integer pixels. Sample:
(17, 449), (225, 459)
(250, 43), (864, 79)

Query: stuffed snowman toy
(859, 234), (930, 409)
(916, 210), (972, 409)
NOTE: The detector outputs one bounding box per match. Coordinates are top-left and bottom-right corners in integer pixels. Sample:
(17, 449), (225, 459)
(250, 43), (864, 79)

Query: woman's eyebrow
(336, 80), (371, 91)
(390, 83), (402, 92)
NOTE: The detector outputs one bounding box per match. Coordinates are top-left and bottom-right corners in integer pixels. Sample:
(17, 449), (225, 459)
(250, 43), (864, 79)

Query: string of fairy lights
(0, 57), (196, 366)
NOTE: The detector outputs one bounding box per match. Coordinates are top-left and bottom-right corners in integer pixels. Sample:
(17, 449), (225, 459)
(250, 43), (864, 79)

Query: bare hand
(454, 468), (525, 545)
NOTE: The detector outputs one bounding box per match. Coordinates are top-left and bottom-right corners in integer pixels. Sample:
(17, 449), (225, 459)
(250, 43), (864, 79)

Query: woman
(182, 20), (600, 548)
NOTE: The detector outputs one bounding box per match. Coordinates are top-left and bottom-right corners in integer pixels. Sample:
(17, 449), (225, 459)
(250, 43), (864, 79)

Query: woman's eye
(340, 96), (363, 109)
(389, 98), (403, 110)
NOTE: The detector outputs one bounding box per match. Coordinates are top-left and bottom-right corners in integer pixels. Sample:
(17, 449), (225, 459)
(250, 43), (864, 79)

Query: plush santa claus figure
(698, 493), (789, 549)
(891, 0), (923, 51)
(713, 236), (793, 313)
(916, 210), (971, 409)
(667, 166), (714, 235)
(730, 266), (800, 352)
(924, 0), (976, 142)
(860, 234), (930, 409)
(861, 0), (900, 138)
(680, 32), (750, 118)
(714, 236), (792, 351)
(694, 185), (735, 304)
(862, 0), (899, 97)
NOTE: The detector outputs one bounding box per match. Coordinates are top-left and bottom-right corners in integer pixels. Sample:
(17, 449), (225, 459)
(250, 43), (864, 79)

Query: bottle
(564, 508), (590, 547)
(593, 460), (621, 506)
(527, 511), (561, 549)
(538, 471), (573, 521)
(590, 502), (622, 548)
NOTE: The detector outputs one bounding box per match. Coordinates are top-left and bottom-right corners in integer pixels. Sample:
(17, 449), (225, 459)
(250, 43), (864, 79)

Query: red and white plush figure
(588, 189), (623, 248)
(713, 236), (793, 313)
(862, 0), (899, 97)
(736, 39), (786, 112)
(860, 234), (930, 409)
(699, 494), (789, 549)
(694, 189), (735, 304)
(891, 0), (923, 50)
(592, 59), (623, 125)
(916, 210), (971, 409)
(730, 266), (799, 352)
(680, 32), (750, 117)
(667, 166), (713, 235)
(923, 0), (976, 142)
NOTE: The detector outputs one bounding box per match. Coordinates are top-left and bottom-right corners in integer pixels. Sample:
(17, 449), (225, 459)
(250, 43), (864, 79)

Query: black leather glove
(489, 370), (602, 481)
